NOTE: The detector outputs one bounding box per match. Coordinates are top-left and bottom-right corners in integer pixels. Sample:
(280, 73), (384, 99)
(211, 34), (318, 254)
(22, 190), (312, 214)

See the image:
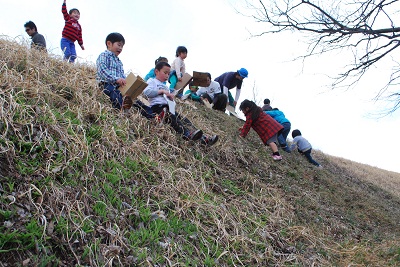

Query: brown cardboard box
(119, 73), (148, 100)
(192, 71), (209, 87)
(174, 72), (193, 95)
(203, 99), (213, 109)
(226, 105), (242, 119)
(137, 95), (150, 106)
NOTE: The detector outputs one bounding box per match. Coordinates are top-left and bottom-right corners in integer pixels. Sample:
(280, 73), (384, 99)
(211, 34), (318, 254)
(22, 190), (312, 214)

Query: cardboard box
(226, 105), (242, 119)
(203, 99), (213, 109)
(174, 72), (193, 95)
(192, 71), (209, 87)
(137, 95), (150, 106)
(119, 73), (148, 100)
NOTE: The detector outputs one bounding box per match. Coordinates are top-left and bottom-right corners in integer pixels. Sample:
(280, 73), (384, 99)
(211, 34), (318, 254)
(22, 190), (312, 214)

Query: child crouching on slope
(144, 61), (218, 146)
(239, 99), (283, 161)
(290, 129), (322, 168)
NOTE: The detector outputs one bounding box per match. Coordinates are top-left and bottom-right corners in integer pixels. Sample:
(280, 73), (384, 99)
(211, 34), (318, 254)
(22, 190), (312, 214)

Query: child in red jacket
(61, 0), (84, 63)
(239, 99), (283, 161)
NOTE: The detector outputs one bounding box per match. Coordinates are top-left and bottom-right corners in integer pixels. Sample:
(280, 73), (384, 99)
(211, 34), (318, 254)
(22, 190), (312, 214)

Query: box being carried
(191, 71), (209, 87)
(119, 72), (148, 100)
(173, 72), (193, 96)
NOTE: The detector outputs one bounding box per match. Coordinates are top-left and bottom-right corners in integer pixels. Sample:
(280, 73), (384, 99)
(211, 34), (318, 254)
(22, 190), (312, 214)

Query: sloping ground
(0, 38), (399, 266)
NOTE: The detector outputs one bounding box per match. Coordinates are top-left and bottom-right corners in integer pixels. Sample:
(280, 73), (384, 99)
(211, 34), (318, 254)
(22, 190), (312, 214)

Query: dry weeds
(0, 38), (399, 266)
(328, 155), (400, 198)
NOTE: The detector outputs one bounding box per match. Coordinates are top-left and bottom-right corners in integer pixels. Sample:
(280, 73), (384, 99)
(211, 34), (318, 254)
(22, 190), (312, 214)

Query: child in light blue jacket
(266, 108), (291, 152)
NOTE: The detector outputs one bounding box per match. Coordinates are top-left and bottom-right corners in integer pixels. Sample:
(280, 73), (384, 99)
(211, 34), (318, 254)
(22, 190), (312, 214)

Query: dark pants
(278, 122), (291, 147)
(300, 148), (320, 166)
(99, 83), (154, 118)
(100, 82), (123, 110)
(133, 100), (155, 119)
(151, 104), (194, 135)
(201, 93), (228, 111)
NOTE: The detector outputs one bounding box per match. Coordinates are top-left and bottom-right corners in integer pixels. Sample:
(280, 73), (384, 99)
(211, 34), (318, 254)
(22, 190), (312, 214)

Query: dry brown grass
(0, 38), (399, 266)
(328, 155), (400, 198)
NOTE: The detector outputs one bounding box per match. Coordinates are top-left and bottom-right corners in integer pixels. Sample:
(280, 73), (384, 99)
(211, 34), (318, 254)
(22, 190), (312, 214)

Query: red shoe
(156, 107), (167, 124)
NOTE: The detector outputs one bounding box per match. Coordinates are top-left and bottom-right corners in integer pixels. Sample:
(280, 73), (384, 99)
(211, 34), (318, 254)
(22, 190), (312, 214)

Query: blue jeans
(301, 148), (320, 166)
(61, 38), (77, 63)
(278, 122), (291, 147)
(100, 83), (123, 110)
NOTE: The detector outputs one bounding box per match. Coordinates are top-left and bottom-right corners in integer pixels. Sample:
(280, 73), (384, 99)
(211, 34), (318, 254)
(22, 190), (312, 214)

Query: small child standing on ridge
(290, 129), (322, 168)
(169, 46), (187, 92)
(96, 32), (132, 111)
(239, 100), (283, 161)
(144, 61), (218, 146)
(61, 0), (84, 63)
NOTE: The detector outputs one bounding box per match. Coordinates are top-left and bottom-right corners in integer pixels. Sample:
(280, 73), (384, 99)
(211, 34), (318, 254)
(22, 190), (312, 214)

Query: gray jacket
(31, 32), (46, 50)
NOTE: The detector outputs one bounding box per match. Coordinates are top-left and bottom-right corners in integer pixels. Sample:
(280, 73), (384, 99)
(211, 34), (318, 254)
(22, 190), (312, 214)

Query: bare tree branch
(243, 0), (400, 113)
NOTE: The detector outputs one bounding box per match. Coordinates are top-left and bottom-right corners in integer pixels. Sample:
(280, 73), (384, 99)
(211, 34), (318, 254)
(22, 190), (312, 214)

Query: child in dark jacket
(290, 129), (322, 168)
(239, 100), (283, 161)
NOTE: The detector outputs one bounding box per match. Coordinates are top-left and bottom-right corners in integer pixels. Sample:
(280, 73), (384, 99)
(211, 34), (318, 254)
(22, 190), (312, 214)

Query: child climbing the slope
(265, 108), (291, 152)
(290, 129), (322, 168)
(144, 61), (218, 146)
(239, 99), (283, 161)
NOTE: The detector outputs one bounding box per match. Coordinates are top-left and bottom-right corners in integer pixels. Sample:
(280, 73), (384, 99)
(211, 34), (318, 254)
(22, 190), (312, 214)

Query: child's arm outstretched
(239, 117), (252, 138)
(289, 139), (297, 152)
(62, 0), (69, 19)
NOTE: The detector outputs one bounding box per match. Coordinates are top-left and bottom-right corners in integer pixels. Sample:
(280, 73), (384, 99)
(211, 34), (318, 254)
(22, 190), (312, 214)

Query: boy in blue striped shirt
(96, 32), (132, 111)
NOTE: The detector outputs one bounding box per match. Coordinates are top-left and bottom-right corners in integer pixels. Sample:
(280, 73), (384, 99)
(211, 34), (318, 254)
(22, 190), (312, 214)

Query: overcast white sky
(1, 0), (399, 173)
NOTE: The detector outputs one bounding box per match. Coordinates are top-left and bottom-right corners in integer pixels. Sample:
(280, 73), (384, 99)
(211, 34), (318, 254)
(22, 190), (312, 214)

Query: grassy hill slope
(0, 38), (399, 266)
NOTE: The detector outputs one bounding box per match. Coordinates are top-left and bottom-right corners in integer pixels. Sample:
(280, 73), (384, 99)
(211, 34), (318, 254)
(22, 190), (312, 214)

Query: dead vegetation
(0, 38), (399, 266)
